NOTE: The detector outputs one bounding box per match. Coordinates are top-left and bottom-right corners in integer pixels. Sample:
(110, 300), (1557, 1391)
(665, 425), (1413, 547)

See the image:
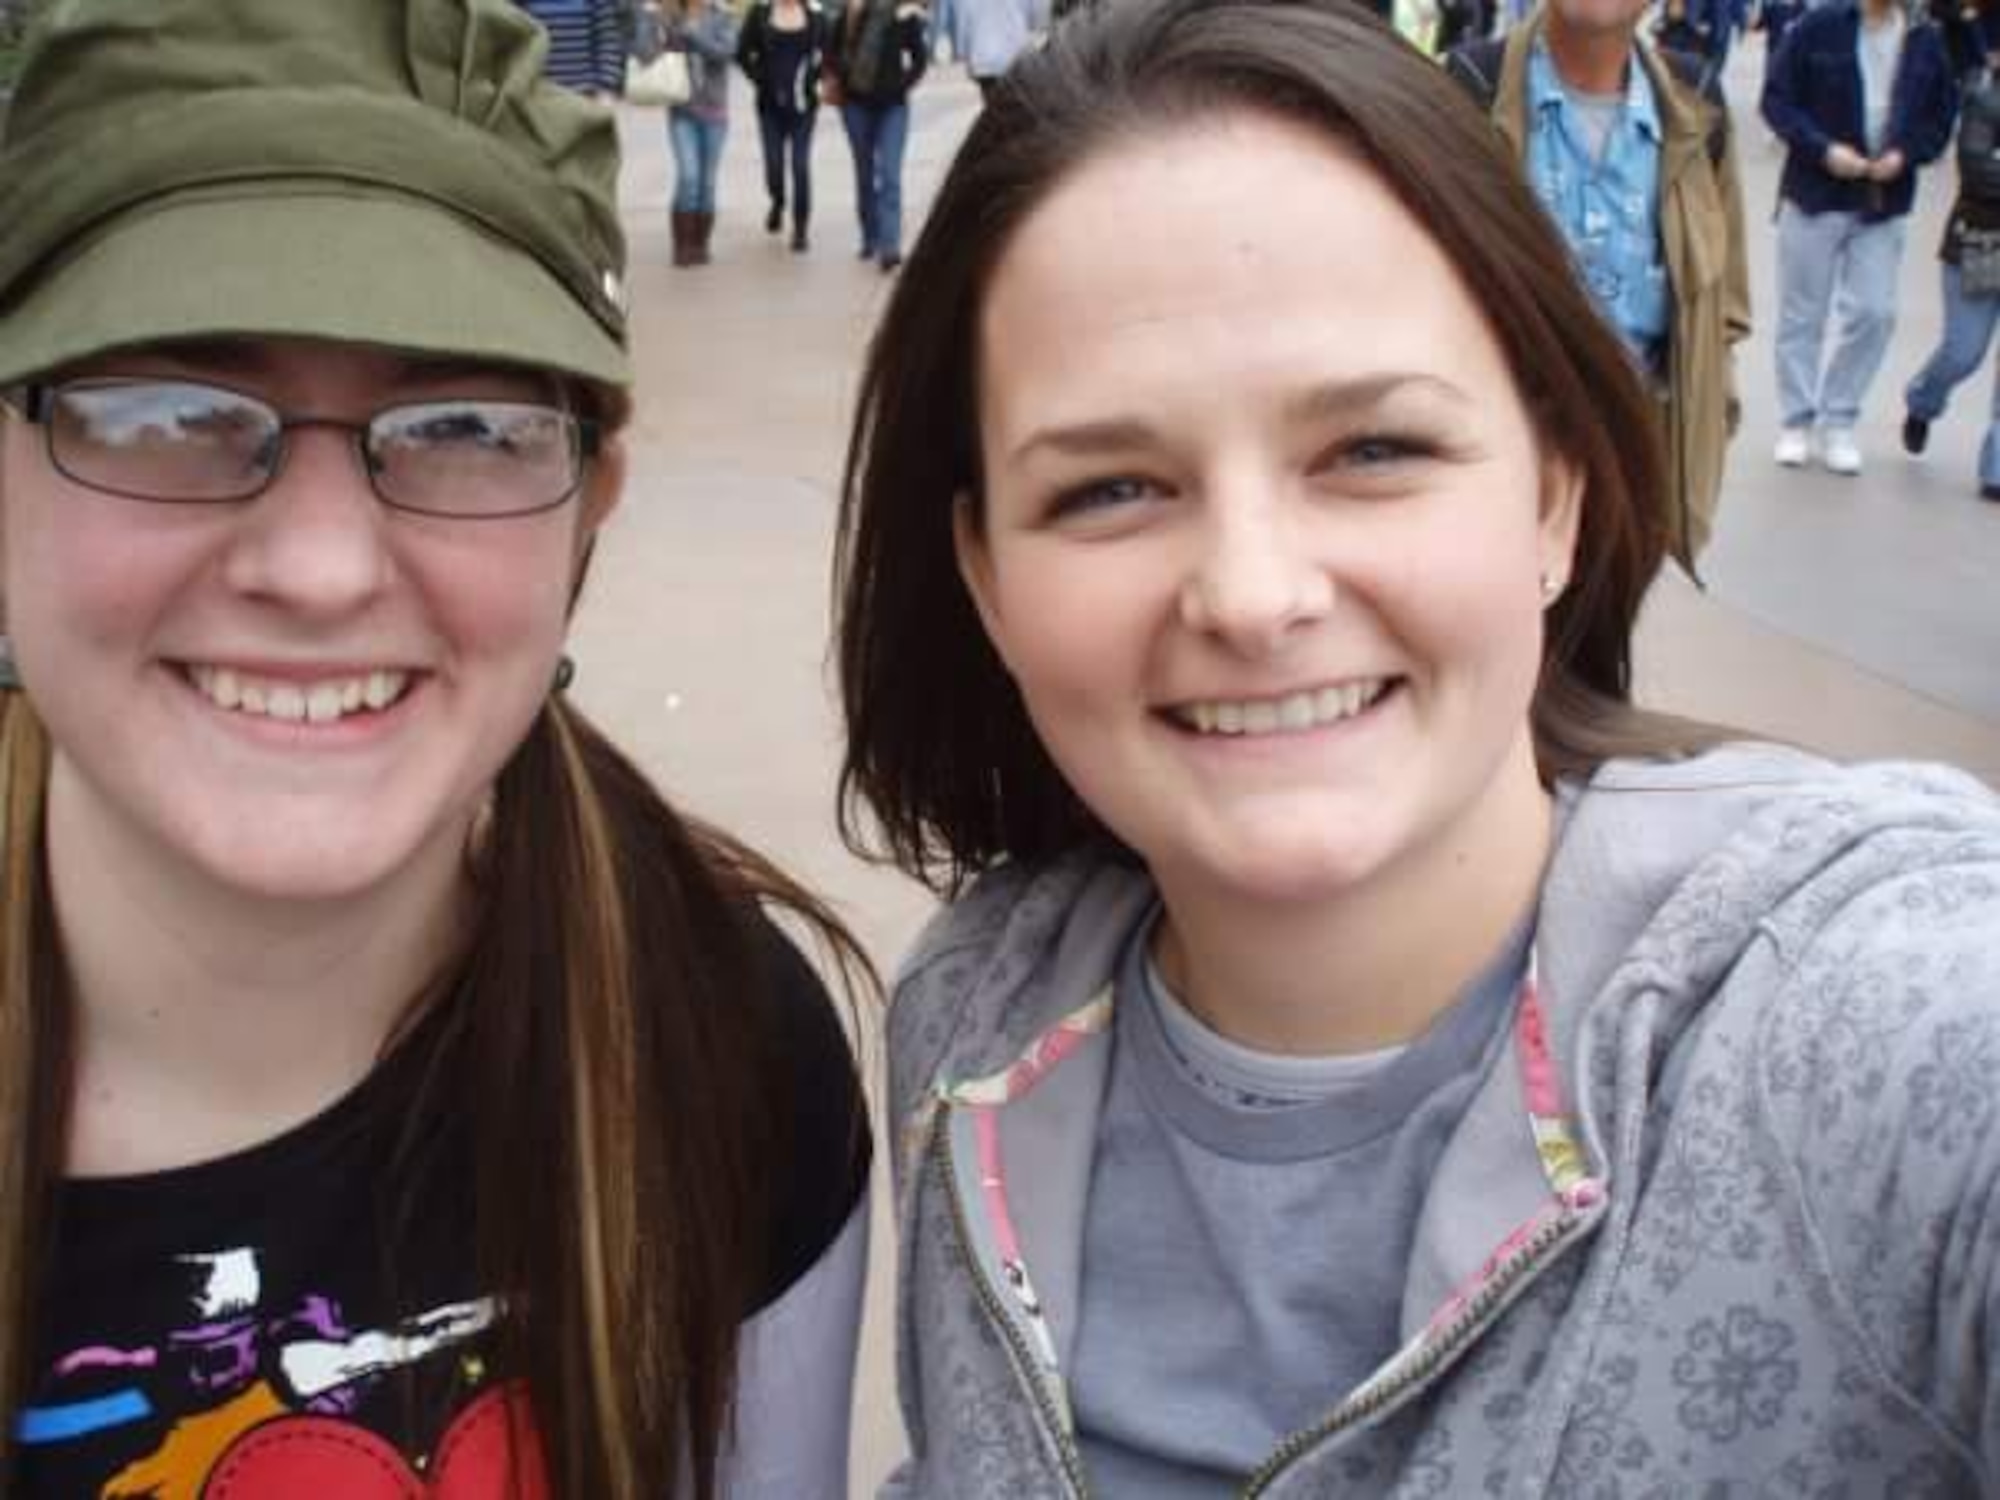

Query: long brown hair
(0, 421), (871, 1497)
(834, 0), (1729, 895)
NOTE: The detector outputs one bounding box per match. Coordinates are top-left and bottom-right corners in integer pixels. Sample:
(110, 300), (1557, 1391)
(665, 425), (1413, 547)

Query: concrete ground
(568, 46), (2000, 1493)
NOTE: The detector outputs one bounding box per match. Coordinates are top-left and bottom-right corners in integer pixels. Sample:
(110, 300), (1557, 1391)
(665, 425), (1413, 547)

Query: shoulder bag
(626, 46), (693, 106)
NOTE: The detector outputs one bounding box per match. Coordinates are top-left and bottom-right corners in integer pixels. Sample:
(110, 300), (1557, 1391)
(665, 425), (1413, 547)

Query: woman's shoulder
(1545, 743), (2000, 1021)
(1568, 744), (1999, 905)
(741, 910), (873, 1315)
(1567, 743), (1997, 857)
(894, 848), (1148, 992)
(885, 850), (1151, 1115)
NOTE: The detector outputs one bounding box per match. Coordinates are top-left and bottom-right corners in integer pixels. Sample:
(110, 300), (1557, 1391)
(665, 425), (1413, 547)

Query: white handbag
(625, 48), (692, 107)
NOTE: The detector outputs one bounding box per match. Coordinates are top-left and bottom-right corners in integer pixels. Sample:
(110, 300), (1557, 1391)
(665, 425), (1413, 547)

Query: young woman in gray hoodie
(834, 0), (2000, 1493)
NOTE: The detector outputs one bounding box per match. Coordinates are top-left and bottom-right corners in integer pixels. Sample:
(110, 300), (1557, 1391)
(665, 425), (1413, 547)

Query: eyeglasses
(9, 377), (602, 520)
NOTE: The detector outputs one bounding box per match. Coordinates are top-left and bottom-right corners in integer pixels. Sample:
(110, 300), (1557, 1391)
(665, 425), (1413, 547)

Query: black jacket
(736, 0), (834, 113)
(830, 0), (928, 103)
(1957, 67), (2000, 200)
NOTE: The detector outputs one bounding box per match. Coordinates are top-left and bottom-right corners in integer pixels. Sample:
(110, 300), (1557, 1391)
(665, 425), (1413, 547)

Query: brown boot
(690, 210), (714, 265)
(670, 210), (697, 268)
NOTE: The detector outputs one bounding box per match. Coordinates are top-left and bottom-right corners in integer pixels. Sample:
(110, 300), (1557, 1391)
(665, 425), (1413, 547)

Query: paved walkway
(569, 51), (1999, 1491)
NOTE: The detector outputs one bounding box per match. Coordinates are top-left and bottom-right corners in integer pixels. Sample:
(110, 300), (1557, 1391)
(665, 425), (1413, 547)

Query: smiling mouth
(181, 664), (416, 726)
(1166, 677), (1398, 736)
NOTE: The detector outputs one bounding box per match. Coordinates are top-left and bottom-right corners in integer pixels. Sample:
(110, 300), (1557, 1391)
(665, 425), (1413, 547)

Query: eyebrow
(1282, 372), (1473, 424)
(1004, 372), (1474, 466)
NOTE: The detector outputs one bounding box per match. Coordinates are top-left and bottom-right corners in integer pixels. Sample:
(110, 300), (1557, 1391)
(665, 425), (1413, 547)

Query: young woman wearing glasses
(0, 3), (869, 1497)
(836, 0), (2000, 1491)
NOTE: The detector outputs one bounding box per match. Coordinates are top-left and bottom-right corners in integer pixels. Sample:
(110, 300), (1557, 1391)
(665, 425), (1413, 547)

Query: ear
(1536, 450), (1585, 593)
(951, 491), (1011, 670)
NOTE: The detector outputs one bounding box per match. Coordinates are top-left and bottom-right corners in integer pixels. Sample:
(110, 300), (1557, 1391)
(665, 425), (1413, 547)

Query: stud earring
(553, 654), (576, 693)
(1539, 572), (1563, 606)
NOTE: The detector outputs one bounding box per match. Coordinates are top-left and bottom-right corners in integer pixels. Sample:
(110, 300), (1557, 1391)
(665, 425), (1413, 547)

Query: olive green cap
(0, 0), (631, 388)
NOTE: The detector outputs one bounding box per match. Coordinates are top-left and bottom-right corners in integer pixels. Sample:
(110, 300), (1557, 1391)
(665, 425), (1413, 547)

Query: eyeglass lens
(46, 381), (582, 517)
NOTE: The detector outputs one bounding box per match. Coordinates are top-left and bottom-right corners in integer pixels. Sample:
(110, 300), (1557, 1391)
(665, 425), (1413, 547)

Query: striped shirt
(518, 0), (627, 95)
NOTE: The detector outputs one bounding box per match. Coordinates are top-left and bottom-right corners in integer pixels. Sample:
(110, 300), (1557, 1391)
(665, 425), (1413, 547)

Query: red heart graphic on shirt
(202, 1382), (547, 1499)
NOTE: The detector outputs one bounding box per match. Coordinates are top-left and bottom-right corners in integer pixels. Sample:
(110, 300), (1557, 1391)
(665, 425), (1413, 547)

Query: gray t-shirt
(1561, 82), (1626, 166)
(1070, 912), (1531, 1498)
(1859, 9), (1907, 155)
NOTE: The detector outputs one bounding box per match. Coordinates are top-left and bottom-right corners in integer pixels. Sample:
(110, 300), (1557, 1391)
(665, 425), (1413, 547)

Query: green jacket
(1484, 16), (1750, 570)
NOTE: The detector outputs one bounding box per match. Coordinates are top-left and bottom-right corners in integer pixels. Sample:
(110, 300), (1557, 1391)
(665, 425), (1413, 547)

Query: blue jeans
(758, 105), (816, 227)
(840, 99), (910, 258)
(1906, 260), (2000, 485)
(669, 109), (728, 214)
(1774, 200), (1908, 431)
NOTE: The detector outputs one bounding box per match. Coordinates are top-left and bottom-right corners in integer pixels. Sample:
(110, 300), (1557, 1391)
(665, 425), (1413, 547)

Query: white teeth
(185, 666), (411, 725)
(267, 685), (307, 723)
(364, 671), (404, 711)
(1177, 679), (1390, 737)
(305, 685), (345, 724)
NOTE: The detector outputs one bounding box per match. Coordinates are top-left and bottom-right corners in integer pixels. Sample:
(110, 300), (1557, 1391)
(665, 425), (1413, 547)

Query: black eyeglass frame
(3, 377), (604, 521)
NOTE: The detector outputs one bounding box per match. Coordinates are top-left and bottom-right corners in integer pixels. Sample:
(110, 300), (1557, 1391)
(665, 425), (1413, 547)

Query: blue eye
(1342, 434), (1431, 467)
(1051, 475), (1159, 517)
(1307, 430), (1450, 484)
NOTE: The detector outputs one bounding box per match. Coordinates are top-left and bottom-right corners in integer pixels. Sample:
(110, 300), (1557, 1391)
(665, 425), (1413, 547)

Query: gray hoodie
(881, 744), (2000, 1497)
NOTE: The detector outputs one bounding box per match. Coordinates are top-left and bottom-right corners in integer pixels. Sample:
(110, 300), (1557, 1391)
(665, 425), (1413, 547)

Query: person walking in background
(1433, 0), (1496, 57)
(1762, 0), (1957, 475)
(518, 0), (629, 96)
(828, 0), (929, 271)
(1652, 0), (1733, 70)
(943, 0), (1045, 102)
(1902, 31), (2000, 499)
(738, 0), (832, 250)
(1939, 0), (1997, 78)
(1447, 0), (1750, 572)
(1758, 0), (1806, 84)
(659, 0), (741, 268)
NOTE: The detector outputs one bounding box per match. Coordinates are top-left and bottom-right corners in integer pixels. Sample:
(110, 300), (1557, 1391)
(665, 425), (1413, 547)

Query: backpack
(1444, 36), (1731, 171)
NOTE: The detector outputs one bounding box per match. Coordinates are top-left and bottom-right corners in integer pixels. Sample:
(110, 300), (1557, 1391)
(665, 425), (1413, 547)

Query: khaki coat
(1486, 16), (1751, 569)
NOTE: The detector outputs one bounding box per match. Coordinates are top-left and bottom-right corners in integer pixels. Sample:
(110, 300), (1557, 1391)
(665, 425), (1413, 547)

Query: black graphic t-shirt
(15, 918), (869, 1499)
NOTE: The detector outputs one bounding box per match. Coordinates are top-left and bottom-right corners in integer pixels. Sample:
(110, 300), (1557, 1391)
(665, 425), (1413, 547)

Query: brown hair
(0, 409), (871, 1498)
(835, 0), (1728, 894)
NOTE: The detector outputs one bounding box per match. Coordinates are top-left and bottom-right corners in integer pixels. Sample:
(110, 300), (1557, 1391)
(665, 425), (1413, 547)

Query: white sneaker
(1821, 429), (1863, 476)
(1774, 427), (1812, 468)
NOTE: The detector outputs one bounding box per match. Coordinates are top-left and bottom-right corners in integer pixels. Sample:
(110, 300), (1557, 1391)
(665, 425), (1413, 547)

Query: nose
(1176, 486), (1334, 654)
(219, 426), (396, 615)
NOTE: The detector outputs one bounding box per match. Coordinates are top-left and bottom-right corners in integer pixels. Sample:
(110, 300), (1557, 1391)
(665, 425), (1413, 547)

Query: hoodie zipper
(930, 1110), (1094, 1499)
(1238, 1196), (1597, 1497)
